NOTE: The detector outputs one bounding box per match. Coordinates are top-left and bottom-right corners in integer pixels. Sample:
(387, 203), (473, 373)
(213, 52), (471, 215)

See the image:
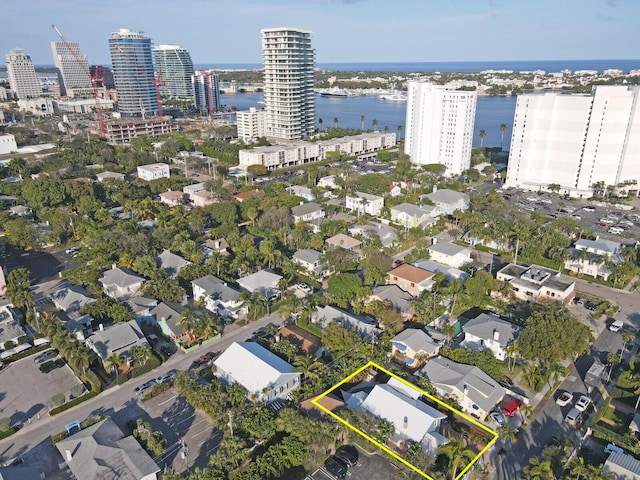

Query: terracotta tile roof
(387, 264), (434, 283)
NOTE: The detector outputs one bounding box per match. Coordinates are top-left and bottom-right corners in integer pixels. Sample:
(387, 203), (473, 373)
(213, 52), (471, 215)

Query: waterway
(220, 92), (517, 150)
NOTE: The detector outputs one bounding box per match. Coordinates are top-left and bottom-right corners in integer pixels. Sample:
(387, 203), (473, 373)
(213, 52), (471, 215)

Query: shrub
(130, 353), (161, 378)
(3, 341), (13, 350)
(49, 391), (98, 416)
(51, 393), (65, 407)
(142, 382), (170, 401)
(70, 384), (86, 398)
(17, 335), (29, 345)
(115, 374), (129, 385)
(0, 417), (11, 432)
(0, 428), (16, 440)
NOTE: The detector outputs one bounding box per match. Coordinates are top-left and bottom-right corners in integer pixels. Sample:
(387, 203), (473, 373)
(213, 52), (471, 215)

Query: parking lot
(0, 351), (84, 428)
(308, 444), (399, 480)
(134, 387), (221, 473)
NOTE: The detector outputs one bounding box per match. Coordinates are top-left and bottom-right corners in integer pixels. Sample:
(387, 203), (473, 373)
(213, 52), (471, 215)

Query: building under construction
(105, 116), (177, 144)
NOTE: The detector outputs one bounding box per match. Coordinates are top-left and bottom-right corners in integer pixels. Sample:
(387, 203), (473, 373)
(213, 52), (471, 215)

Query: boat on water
(319, 87), (349, 97)
(379, 91), (407, 102)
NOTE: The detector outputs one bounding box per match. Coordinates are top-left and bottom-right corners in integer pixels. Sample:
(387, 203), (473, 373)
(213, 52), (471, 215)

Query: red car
(502, 399), (524, 417)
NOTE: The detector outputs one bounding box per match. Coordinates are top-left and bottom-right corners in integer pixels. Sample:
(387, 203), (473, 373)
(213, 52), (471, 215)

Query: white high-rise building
(237, 108), (267, 142)
(51, 41), (92, 98)
(192, 71), (220, 114)
(153, 45), (194, 99)
(505, 86), (640, 197)
(5, 49), (41, 99)
(404, 82), (477, 175)
(261, 27), (315, 140)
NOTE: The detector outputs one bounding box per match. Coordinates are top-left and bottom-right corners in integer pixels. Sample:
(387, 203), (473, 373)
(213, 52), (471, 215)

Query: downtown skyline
(2, 0), (638, 67)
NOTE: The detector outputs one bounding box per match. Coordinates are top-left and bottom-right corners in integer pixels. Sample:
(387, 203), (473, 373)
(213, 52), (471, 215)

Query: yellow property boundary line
(311, 361), (498, 480)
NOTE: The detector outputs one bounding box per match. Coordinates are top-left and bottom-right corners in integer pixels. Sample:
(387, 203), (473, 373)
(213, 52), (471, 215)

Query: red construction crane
(113, 44), (164, 117)
(52, 25), (106, 140)
(201, 71), (215, 125)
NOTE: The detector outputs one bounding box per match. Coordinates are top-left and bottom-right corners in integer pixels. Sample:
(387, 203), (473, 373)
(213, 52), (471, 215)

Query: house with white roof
(423, 188), (469, 215)
(391, 328), (445, 367)
(292, 249), (330, 277)
(565, 238), (623, 280)
(50, 282), (95, 313)
(236, 269), (283, 300)
(156, 249), (191, 278)
(427, 242), (472, 269)
(85, 320), (150, 363)
(348, 382), (448, 457)
(214, 341), (301, 402)
(390, 203), (438, 229)
(96, 171), (125, 182)
(137, 163), (170, 181)
(460, 313), (522, 361)
(312, 305), (381, 338)
(345, 191), (384, 217)
(497, 263), (575, 302)
(99, 267), (145, 300)
(412, 259), (469, 284)
(318, 175), (339, 189)
(287, 185), (315, 202)
(417, 356), (506, 420)
(191, 275), (246, 318)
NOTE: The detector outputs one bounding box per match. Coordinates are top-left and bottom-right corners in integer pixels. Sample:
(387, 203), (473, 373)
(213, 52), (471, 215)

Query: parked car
(160, 345), (173, 357)
(134, 380), (157, 395)
(335, 445), (359, 467)
(34, 349), (58, 364)
(564, 407), (582, 427)
(323, 455), (348, 479)
(583, 206), (596, 212)
(489, 410), (506, 426)
(502, 399), (524, 417)
(191, 354), (213, 368)
(575, 395), (592, 412)
(39, 358), (65, 373)
(556, 392), (574, 407)
(297, 282), (312, 293)
(609, 319), (624, 332)
(584, 301), (598, 311)
(156, 369), (178, 385)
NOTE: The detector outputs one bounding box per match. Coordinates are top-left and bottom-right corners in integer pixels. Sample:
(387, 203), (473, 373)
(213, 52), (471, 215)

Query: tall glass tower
(261, 27), (315, 140)
(108, 29), (158, 117)
(5, 48), (41, 99)
(51, 41), (93, 98)
(153, 45), (194, 100)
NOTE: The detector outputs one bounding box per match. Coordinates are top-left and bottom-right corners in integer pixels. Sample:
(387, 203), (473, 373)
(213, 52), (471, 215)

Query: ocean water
(199, 59), (640, 73)
(222, 92), (517, 150)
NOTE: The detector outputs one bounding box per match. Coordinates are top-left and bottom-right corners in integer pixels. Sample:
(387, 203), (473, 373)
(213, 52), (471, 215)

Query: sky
(2, 0), (638, 66)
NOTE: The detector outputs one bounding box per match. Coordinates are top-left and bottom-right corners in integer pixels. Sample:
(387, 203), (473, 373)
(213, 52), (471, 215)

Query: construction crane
(52, 25), (106, 140)
(113, 44), (164, 117)
(201, 71), (215, 125)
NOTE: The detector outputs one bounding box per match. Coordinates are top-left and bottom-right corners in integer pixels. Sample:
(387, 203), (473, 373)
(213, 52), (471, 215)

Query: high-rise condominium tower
(5, 48), (41, 99)
(108, 29), (158, 117)
(261, 27), (315, 140)
(505, 86), (640, 197)
(404, 82), (477, 176)
(153, 45), (194, 99)
(192, 71), (221, 114)
(51, 41), (92, 98)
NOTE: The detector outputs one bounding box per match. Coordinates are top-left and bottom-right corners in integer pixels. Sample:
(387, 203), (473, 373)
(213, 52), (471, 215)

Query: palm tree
(333, 117), (339, 129)
(360, 115), (365, 130)
(622, 329), (635, 354)
(179, 310), (197, 338)
(438, 437), (476, 479)
(397, 125), (403, 140)
(104, 353), (122, 376)
(479, 129), (487, 148)
(547, 362), (569, 388)
(499, 123), (508, 150)
(442, 323), (457, 344)
(505, 342), (519, 373)
(293, 354), (322, 380)
(522, 456), (554, 479)
(447, 279), (464, 316)
(383, 125), (389, 133)
(519, 403), (534, 425)
(606, 351), (622, 381)
(372, 118), (378, 130)
(499, 423), (518, 446)
(522, 362), (544, 392)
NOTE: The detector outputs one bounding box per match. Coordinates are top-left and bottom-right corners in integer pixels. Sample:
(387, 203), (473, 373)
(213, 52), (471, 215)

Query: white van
(564, 407), (582, 427)
(609, 319), (624, 332)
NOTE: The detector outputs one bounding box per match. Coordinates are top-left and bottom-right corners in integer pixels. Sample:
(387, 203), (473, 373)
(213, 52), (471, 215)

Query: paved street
(0, 312), (283, 471)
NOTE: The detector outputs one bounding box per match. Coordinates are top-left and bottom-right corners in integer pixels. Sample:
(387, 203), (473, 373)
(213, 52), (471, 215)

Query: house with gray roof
(565, 238), (623, 281)
(348, 224), (398, 249)
(0, 305), (27, 357)
(85, 320), (149, 362)
(389, 203), (438, 228)
(191, 275), (246, 318)
(412, 259), (469, 284)
(427, 241), (472, 268)
(292, 249), (330, 277)
(152, 302), (187, 339)
(604, 450), (640, 479)
(156, 249), (191, 278)
(460, 313), (522, 361)
(312, 305), (381, 339)
(124, 295), (157, 323)
(56, 418), (159, 480)
(369, 284), (414, 320)
(50, 282), (96, 313)
(99, 267), (145, 300)
(417, 356), (506, 420)
(291, 202), (325, 223)
(391, 328), (445, 367)
(202, 238), (230, 257)
(237, 269), (283, 300)
(423, 188), (469, 215)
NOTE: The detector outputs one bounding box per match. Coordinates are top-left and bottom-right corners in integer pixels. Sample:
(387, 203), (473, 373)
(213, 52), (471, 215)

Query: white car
(556, 391), (573, 407)
(489, 410), (506, 426)
(575, 395), (591, 412)
(583, 206), (596, 212)
(297, 283), (312, 293)
(609, 319), (624, 332)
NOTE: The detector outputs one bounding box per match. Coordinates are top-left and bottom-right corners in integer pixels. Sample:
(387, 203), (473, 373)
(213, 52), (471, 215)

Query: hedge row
(141, 382), (170, 401)
(3, 343), (50, 364)
(591, 422), (640, 455)
(0, 428), (16, 440)
(49, 391), (99, 416)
